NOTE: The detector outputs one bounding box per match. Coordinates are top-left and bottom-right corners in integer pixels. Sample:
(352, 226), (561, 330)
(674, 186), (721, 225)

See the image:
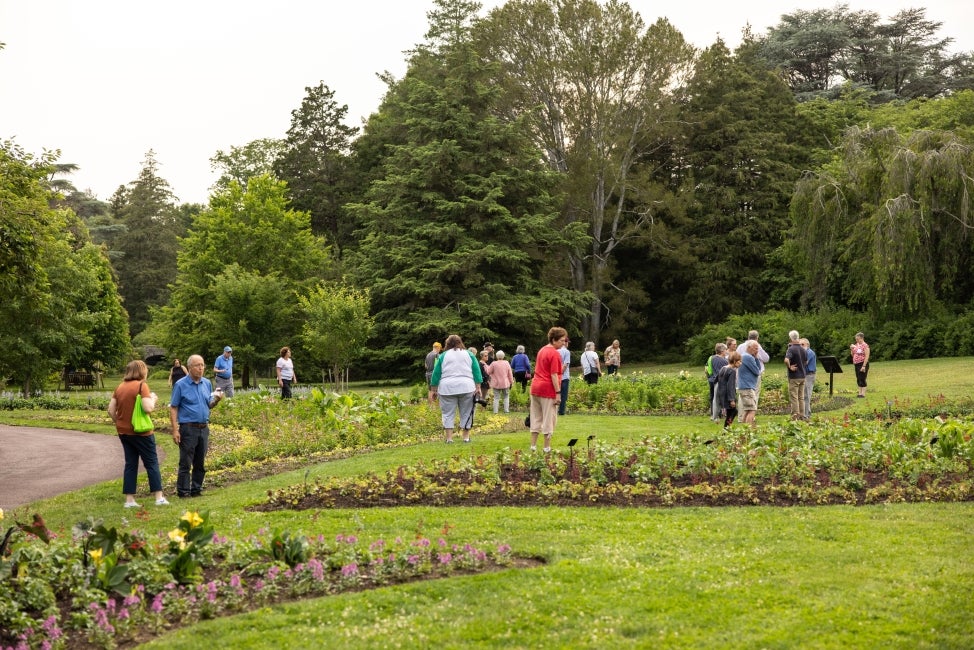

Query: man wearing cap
(425, 342), (442, 405)
(482, 342), (496, 365)
(214, 346), (234, 397)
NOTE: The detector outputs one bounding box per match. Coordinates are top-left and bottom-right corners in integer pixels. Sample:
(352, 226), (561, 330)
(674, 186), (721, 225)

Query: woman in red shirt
(529, 327), (568, 453)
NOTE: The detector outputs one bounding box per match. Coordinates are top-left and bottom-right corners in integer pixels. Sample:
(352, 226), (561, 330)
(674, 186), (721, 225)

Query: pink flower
(341, 563), (358, 577)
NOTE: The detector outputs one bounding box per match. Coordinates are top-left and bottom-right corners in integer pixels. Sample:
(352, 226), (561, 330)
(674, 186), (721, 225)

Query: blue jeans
(559, 378), (570, 415)
(118, 434), (162, 495)
(177, 423), (209, 496)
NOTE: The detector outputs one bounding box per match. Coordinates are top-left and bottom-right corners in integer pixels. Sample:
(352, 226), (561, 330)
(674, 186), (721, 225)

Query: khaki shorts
(738, 388), (758, 411)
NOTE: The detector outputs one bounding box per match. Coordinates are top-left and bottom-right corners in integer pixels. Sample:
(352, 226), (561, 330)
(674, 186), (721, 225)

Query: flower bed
(260, 416), (974, 510)
(0, 510), (520, 649)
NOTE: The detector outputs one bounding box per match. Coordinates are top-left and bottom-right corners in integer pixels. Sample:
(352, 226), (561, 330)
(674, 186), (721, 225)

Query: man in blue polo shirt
(169, 354), (223, 498)
(214, 345), (234, 397)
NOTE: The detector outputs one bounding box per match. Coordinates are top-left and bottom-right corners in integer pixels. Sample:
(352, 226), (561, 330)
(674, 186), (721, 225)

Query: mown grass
(3, 358), (974, 648)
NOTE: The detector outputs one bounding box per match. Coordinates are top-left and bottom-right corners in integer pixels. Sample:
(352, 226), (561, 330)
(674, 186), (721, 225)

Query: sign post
(817, 356), (843, 396)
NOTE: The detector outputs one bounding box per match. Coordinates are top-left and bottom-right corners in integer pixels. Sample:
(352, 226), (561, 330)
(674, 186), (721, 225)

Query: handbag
(131, 382), (154, 433)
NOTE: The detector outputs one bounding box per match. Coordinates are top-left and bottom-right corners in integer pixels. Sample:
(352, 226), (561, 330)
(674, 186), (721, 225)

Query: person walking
(108, 360), (168, 508)
(850, 332), (871, 397)
(486, 350), (514, 413)
(213, 346), (234, 397)
(276, 346), (297, 399)
(430, 335), (483, 443)
(529, 327), (567, 453)
(800, 338), (817, 418)
(170, 354), (224, 498)
(511, 345), (532, 392)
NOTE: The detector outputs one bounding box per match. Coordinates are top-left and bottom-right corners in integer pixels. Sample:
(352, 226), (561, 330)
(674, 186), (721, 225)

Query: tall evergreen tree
(113, 150), (181, 336)
(674, 39), (815, 327)
(274, 83), (358, 255)
(349, 0), (583, 369)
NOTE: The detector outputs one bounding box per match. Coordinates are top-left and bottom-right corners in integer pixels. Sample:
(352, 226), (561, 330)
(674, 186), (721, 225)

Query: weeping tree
(791, 126), (974, 316)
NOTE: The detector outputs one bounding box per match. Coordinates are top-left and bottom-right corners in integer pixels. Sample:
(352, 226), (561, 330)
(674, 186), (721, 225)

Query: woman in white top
(430, 334), (484, 443)
(581, 342), (602, 384)
(276, 346), (297, 399)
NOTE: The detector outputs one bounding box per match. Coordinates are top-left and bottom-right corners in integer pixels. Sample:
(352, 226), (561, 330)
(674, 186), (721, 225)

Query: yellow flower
(180, 511), (204, 528)
(0, 508), (4, 521)
(168, 528), (187, 543)
(89, 548), (103, 564)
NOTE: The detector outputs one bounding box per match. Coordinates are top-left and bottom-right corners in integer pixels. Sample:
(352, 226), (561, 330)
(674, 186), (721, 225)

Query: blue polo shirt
(170, 375), (214, 424)
(737, 352), (762, 391)
(214, 353), (233, 379)
(806, 347), (818, 373)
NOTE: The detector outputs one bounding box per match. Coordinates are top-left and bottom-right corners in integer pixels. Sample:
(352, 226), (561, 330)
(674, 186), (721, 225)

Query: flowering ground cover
(0, 509), (521, 649)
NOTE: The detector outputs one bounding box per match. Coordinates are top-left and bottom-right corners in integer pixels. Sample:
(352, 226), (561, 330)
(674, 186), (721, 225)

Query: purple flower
(345, 535), (358, 544)
(438, 538), (447, 547)
(151, 594), (164, 613)
(497, 544), (512, 554)
(438, 552), (453, 564)
(407, 554), (420, 565)
(341, 562), (358, 577)
(230, 574), (242, 589)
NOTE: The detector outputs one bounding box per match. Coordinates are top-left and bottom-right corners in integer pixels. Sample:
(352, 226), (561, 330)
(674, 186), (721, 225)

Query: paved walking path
(0, 425), (125, 510)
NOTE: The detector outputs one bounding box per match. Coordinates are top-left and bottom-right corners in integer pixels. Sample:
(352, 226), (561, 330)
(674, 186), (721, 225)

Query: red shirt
(530, 345), (563, 399)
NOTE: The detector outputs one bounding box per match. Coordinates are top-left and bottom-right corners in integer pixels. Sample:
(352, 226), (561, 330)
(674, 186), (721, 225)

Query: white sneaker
(155, 497), (170, 506)
(543, 447), (551, 453)
(530, 446), (537, 452)
(123, 502), (141, 508)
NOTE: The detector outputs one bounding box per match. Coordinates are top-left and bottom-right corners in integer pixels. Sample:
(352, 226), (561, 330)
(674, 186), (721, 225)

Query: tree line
(2, 0), (973, 392)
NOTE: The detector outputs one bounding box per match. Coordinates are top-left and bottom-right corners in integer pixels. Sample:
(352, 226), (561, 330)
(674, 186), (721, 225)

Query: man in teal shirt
(214, 346), (234, 397)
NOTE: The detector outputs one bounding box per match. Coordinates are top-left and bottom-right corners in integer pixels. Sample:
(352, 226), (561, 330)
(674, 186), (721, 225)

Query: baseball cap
(223, 346), (232, 352)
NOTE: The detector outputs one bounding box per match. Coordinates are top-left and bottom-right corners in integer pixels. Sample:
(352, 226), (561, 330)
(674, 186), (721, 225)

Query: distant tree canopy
(0, 140), (128, 394)
(760, 6), (974, 101)
(146, 175), (331, 386)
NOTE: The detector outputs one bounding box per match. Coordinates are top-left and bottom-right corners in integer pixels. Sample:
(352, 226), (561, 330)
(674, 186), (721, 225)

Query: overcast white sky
(2, 0), (972, 205)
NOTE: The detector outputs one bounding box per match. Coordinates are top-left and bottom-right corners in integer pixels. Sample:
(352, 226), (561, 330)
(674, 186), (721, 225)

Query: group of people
(110, 343), (301, 508)
(426, 328), (604, 452)
(707, 330), (871, 427)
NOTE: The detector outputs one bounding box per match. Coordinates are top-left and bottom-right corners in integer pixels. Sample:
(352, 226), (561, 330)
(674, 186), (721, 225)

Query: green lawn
(5, 358), (974, 648)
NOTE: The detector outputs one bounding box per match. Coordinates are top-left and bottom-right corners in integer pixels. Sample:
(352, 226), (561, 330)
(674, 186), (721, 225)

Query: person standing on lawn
(170, 354), (224, 498)
(529, 327), (567, 453)
(511, 345), (532, 392)
(737, 340), (762, 427)
(108, 360), (168, 508)
(276, 346), (297, 399)
(800, 338), (817, 418)
(784, 330), (808, 420)
(603, 339), (621, 375)
(850, 332), (871, 398)
(486, 350), (514, 414)
(425, 341), (442, 405)
(558, 338), (571, 415)
(213, 346), (234, 397)
(715, 351), (741, 428)
(430, 335), (483, 443)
